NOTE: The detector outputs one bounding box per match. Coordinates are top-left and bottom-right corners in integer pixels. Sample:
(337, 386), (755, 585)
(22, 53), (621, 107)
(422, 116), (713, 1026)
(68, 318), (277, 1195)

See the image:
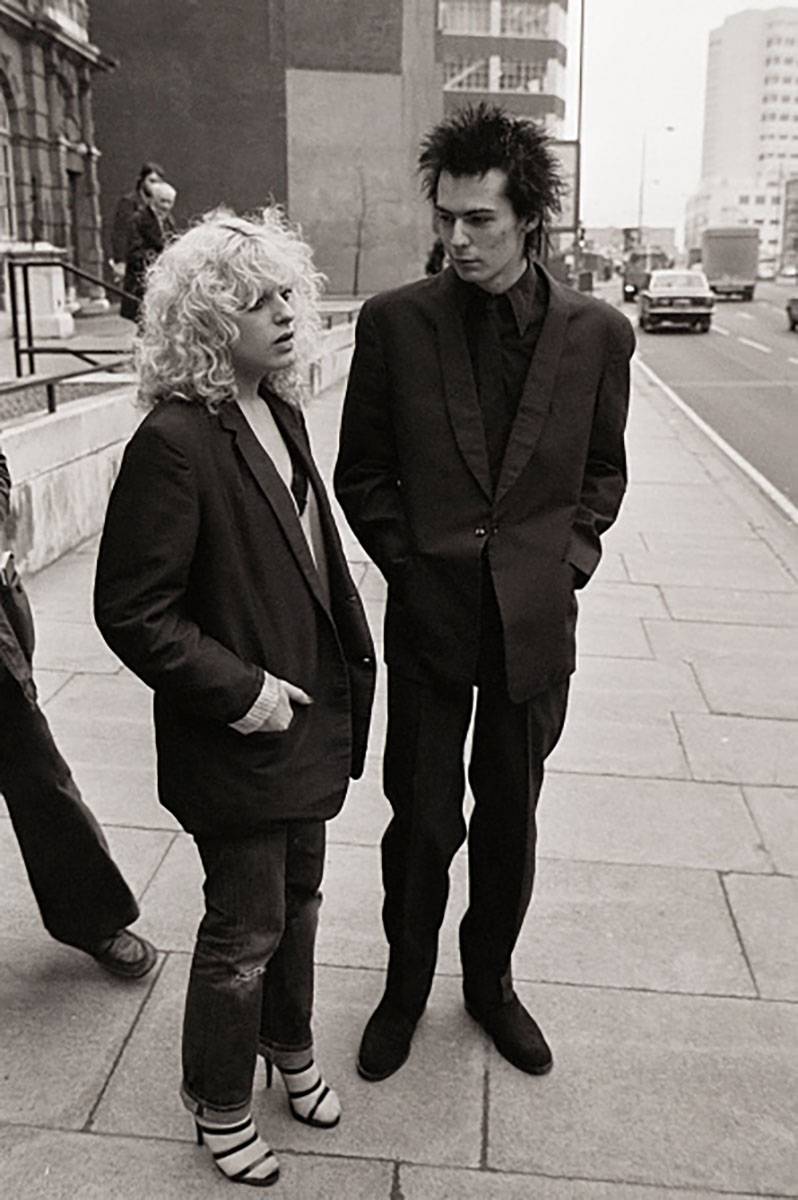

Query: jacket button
(474, 526), (487, 537)
(361, 655), (373, 665)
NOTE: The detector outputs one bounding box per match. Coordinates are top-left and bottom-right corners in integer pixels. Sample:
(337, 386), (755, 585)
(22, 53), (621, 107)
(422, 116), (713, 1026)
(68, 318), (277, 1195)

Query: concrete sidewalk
(1, 362), (796, 1198)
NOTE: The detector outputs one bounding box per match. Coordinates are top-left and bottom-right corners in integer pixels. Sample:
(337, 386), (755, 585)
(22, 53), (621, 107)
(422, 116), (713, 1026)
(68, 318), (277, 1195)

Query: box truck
(701, 227), (759, 300)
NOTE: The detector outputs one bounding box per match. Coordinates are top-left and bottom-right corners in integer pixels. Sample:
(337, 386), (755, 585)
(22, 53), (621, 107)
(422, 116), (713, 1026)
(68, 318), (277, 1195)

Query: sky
(562, 0), (798, 239)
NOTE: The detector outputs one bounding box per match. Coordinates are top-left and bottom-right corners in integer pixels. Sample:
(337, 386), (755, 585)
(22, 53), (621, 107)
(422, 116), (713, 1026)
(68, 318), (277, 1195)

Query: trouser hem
(179, 1081), (252, 1124)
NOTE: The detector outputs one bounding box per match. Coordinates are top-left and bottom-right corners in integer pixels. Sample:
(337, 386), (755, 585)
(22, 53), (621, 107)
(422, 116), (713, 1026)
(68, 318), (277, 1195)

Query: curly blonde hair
(136, 206), (325, 410)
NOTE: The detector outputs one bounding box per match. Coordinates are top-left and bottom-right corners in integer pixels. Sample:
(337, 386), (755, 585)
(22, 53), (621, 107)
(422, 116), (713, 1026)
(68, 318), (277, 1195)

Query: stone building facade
(0, 0), (110, 334)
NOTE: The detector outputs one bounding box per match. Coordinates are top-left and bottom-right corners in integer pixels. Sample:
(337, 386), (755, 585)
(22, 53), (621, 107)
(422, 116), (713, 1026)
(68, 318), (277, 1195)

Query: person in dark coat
(94, 207), (375, 1188)
(335, 104), (635, 1084)
(0, 448), (156, 978)
(119, 180), (176, 323)
(109, 160), (165, 283)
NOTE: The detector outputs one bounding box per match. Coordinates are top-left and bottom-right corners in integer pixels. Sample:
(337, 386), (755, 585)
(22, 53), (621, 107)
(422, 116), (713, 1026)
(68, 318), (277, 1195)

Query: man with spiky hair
(335, 104), (635, 1082)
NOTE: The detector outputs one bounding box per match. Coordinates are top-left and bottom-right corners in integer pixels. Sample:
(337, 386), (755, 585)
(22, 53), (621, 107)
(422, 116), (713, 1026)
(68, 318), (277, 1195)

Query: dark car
(638, 269), (714, 333)
(786, 296), (798, 331)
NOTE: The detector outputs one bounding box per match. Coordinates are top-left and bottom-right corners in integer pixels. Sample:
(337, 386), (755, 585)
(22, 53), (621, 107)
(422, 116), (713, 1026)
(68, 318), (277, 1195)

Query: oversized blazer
(334, 264), (635, 703)
(94, 390), (376, 837)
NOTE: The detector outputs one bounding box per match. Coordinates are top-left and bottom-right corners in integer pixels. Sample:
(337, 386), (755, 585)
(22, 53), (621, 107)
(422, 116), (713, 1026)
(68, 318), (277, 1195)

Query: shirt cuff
(229, 673), (281, 734)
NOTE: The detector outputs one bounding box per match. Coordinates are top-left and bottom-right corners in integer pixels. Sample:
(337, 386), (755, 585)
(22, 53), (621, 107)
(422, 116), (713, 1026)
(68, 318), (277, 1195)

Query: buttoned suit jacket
(334, 264), (635, 703)
(94, 391), (376, 836)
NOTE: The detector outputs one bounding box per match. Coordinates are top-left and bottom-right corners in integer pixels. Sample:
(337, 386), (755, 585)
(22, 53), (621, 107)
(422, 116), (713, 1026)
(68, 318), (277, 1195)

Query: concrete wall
(90, 0), (288, 249)
(2, 323), (355, 576)
(286, 0), (442, 293)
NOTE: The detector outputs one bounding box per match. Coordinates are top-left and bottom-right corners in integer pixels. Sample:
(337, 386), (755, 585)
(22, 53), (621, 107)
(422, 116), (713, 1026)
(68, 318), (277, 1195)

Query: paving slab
(660, 585), (798, 626)
(327, 755), (391, 846)
(31, 666), (72, 704)
(0, 1126), (394, 1200)
(32, 618), (121, 674)
(690, 658), (798, 720)
(537, 773), (772, 872)
(576, 614), (652, 658)
(743, 786), (798, 874)
(549, 708), (689, 779)
(644, 620), (798, 663)
(624, 545), (794, 590)
(40, 710), (157, 773)
(641, 530), (762, 552)
(400, 1164), (774, 1200)
(590, 551), (629, 583)
(676, 713), (798, 786)
(617, 483), (754, 534)
(24, 552), (97, 623)
(724, 874), (798, 1000)
(568, 656), (708, 714)
(487, 981), (798, 1195)
(627, 446), (710, 485)
(94, 957), (486, 1170)
(65, 761), (171, 829)
(0, 936), (160, 1127)
(43, 670), (153, 724)
(578, 581), (669, 619)
(512, 859), (754, 996)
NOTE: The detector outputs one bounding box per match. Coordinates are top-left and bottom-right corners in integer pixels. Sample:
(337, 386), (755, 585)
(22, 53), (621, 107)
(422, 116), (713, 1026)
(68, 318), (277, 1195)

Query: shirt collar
(452, 260), (541, 335)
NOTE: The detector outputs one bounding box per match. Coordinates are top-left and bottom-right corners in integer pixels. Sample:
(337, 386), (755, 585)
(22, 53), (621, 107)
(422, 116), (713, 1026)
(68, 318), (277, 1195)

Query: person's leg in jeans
(258, 820), (339, 1128)
(0, 673), (140, 951)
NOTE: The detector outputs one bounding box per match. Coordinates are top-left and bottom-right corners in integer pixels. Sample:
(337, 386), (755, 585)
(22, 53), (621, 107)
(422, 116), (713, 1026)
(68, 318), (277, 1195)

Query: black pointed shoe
(357, 996), (417, 1081)
(465, 994), (553, 1075)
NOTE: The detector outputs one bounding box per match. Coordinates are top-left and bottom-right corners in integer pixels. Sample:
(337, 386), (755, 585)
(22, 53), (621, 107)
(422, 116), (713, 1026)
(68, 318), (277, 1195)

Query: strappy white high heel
(194, 1112), (279, 1187)
(264, 1056), (341, 1128)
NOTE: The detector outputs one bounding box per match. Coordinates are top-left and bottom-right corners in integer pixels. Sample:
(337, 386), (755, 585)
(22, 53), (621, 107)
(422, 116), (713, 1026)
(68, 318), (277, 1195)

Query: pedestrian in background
(119, 179), (177, 324)
(0, 448), (157, 979)
(94, 207), (375, 1188)
(109, 160), (165, 283)
(335, 103), (634, 1085)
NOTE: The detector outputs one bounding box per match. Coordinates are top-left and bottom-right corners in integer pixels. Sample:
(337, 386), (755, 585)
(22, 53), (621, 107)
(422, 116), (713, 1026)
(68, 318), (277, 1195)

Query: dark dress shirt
(458, 263), (549, 487)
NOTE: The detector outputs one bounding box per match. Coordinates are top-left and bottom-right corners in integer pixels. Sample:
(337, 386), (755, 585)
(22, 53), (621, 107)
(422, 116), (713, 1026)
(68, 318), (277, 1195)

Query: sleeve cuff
(229, 673), (281, 734)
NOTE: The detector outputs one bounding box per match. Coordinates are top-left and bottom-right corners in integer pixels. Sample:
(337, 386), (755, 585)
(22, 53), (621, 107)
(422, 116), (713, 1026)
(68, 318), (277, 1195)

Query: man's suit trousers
(380, 569), (569, 1019)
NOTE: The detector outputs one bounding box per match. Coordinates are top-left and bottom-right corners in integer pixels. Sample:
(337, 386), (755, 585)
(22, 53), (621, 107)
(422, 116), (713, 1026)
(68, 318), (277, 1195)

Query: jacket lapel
(216, 400), (330, 613)
(433, 270), (493, 502)
(495, 265), (571, 504)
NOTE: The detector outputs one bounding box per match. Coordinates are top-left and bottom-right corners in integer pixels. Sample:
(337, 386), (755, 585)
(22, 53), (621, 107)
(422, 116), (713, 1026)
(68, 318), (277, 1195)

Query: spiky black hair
(418, 103), (563, 252)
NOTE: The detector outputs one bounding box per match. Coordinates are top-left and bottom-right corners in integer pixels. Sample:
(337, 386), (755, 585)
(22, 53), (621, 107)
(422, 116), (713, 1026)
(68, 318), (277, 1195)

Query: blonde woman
(94, 208), (375, 1188)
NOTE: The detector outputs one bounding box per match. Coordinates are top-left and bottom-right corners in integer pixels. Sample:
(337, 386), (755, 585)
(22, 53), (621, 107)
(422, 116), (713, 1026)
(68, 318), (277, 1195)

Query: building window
(756, 195), (766, 203)
(499, 58), (547, 93)
(443, 55), (490, 90)
(500, 2), (554, 38)
(439, 0), (491, 35)
(739, 195), (750, 203)
(0, 91), (15, 241)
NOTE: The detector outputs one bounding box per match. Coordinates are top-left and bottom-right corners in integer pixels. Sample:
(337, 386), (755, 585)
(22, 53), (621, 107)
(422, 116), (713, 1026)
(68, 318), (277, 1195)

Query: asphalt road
(600, 278), (798, 506)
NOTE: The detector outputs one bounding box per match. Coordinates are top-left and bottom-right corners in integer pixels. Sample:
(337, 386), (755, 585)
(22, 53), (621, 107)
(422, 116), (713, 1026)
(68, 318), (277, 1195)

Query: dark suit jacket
(120, 206), (175, 321)
(94, 392), (376, 836)
(334, 265), (635, 702)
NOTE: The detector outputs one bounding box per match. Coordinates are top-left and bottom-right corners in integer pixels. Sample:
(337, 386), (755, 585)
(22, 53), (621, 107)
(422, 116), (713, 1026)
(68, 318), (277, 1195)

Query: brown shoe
(90, 930), (157, 979)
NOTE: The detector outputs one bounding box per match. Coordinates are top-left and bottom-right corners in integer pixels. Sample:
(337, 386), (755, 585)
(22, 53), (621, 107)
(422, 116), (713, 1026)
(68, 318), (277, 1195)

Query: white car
(638, 269), (714, 333)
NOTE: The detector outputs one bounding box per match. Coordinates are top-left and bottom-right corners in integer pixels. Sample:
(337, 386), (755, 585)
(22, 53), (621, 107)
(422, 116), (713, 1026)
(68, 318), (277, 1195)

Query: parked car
(638, 269), (714, 333)
(786, 296), (798, 331)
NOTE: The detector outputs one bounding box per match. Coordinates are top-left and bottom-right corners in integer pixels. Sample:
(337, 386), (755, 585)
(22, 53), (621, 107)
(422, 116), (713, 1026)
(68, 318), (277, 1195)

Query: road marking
(634, 356), (798, 526)
(713, 325), (730, 336)
(789, 357), (798, 366)
(734, 311), (754, 320)
(738, 337), (772, 353)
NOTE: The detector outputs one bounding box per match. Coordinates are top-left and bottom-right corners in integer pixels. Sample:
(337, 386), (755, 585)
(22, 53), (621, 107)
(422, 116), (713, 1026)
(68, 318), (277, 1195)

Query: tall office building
(438, 0), (567, 134)
(686, 6), (798, 267)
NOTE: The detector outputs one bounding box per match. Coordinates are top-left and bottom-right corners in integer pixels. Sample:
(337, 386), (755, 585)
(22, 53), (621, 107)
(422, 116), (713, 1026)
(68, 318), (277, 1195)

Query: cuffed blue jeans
(181, 819), (326, 1117)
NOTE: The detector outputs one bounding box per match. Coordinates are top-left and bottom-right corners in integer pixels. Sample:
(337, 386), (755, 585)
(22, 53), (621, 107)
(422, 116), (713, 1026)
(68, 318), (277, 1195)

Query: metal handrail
(7, 255), (135, 378)
(0, 357), (132, 416)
